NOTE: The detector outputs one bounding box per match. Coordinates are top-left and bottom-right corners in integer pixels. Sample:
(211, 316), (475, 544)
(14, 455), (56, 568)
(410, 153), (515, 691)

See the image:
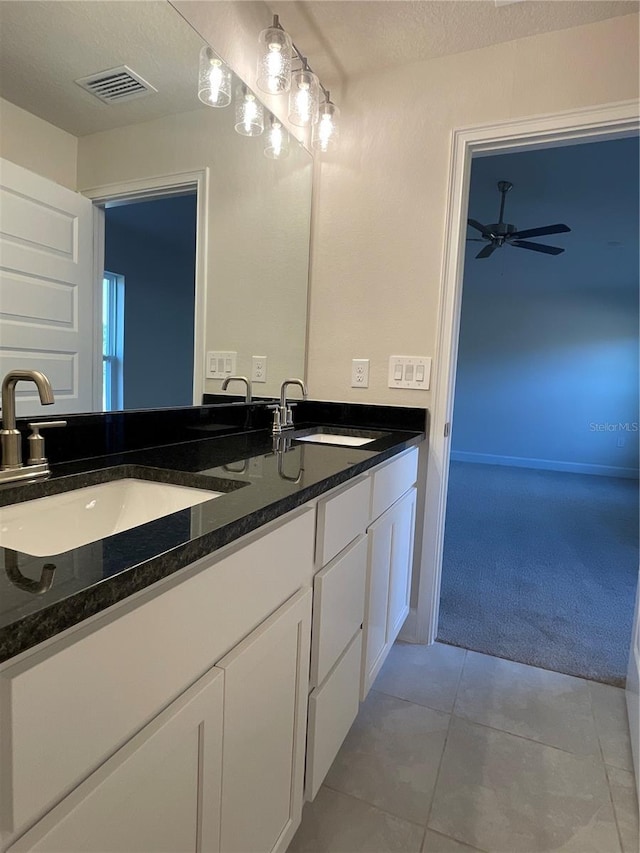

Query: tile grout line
(448, 709), (612, 760)
(369, 686), (453, 717)
(592, 679), (628, 853)
(423, 826), (491, 853)
(421, 646), (468, 845)
(319, 782), (426, 832)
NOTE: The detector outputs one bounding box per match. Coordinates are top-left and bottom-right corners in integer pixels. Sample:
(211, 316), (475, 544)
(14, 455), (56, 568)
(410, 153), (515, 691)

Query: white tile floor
(289, 642), (639, 853)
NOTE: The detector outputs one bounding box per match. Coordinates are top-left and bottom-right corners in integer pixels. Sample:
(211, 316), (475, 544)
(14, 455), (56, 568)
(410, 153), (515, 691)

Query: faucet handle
(27, 420), (67, 466)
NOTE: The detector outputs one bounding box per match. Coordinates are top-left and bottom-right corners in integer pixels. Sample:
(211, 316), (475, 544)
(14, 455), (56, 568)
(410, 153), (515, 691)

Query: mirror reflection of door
(103, 194), (197, 411)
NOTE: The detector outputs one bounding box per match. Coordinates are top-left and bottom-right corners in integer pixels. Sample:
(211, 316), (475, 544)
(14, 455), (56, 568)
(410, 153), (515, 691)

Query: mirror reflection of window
(102, 272), (125, 411)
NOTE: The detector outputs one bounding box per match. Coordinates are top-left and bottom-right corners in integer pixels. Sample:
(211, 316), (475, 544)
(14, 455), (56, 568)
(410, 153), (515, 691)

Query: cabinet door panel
(387, 488), (417, 643)
(361, 513), (392, 700)
(218, 589), (311, 853)
(8, 667), (224, 853)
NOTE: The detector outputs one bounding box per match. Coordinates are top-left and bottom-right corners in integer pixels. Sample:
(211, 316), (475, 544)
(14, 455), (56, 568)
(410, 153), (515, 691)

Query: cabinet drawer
(316, 476), (371, 566)
(371, 447), (418, 521)
(0, 507), (315, 840)
(311, 535), (367, 688)
(306, 630), (362, 802)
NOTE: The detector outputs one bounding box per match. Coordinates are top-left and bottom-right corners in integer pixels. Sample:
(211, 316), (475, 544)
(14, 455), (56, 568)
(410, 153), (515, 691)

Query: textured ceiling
(268, 0), (639, 86)
(0, 1), (208, 137)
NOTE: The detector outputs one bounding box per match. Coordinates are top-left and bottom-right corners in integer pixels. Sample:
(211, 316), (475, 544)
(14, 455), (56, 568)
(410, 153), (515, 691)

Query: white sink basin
(0, 478), (221, 557)
(295, 432), (377, 447)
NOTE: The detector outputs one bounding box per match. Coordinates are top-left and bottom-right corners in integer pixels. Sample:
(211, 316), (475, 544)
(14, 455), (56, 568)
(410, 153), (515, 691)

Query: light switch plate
(206, 351), (237, 379)
(252, 355), (267, 383)
(351, 358), (370, 388)
(388, 356), (432, 389)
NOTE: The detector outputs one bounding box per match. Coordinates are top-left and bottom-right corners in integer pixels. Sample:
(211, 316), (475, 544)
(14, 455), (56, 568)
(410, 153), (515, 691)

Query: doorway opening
(436, 136), (639, 686)
(85, 168), (209, 412)
(101, 193), (198, 410)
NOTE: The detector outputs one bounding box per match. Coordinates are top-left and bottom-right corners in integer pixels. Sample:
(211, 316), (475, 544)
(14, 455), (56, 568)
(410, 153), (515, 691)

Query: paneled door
(0, 158), (95, 416)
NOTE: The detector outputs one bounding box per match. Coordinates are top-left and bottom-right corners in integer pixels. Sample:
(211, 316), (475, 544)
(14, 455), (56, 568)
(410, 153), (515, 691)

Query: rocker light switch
(388, 356), (432, 390)
(206, 351), (237, 379)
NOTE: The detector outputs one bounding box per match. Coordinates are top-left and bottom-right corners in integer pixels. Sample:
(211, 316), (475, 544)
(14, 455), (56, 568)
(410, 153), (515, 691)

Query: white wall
(0, 97), (77, 190)
(307, 14), (639, 407)
(77, 105), (312, 399)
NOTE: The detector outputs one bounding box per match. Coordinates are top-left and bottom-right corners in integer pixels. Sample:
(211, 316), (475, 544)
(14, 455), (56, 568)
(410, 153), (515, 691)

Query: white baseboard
(450, 450), (639, 479)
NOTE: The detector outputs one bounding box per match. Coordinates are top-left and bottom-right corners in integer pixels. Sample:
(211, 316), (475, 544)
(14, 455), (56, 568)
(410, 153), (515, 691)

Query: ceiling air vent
(75, 66), (157, 104)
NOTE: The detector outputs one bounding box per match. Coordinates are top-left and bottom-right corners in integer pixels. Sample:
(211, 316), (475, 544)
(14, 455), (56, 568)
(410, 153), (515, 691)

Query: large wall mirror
(0, 0), (312, 417)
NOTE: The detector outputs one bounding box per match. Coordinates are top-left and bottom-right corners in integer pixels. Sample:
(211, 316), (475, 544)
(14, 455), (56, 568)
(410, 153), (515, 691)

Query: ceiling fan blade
(476, 243), (498, 259)
(511, 240), (564, 256)
(468, 218), (489, 234)
(466, 238), (486, 242)
(511, 223), (571, 239)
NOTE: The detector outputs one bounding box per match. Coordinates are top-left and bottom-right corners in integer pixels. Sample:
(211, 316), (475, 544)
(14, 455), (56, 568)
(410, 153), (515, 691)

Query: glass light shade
(234, 85), (264, 137)
(256, 26), (292, 94)
(264, 116), (290, 159)
(288, 69), (320, 127)
(312, 101), (340, 153)
(198, 46), (231, 108)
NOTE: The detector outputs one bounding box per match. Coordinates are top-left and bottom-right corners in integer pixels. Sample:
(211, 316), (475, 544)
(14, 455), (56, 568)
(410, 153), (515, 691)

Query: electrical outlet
(617, 435), (626, 448)
(388, 356), (431, 389)
(252, 355), (267, 383)
(206, 351), (237, 379)
(351, 358), (370, 388)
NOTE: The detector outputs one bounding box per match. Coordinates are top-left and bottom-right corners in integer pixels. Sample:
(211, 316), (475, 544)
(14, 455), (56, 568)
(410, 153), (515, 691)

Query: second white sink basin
(295, 432), (376, 447)
(0, 478), (222, 557)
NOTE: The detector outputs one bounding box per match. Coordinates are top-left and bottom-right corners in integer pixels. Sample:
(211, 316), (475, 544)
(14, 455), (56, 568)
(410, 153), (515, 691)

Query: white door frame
(415, 99), (640, 646)
(82, 169), (210, 409)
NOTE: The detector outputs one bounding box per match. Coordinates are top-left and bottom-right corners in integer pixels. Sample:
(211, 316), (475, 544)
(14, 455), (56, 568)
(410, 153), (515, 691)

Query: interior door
(627, 575), (640, 794)
(0, 158), (94, 416)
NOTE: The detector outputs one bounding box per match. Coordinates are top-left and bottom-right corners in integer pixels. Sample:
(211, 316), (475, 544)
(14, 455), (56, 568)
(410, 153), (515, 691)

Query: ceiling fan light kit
(467, 180), (571, 259)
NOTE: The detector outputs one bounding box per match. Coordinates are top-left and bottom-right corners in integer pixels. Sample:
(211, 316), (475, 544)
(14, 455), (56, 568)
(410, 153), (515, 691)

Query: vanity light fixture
(256, 15), (292, 94)
(198, 46), (231, 108)
(255, 14), (340, 151)
(312, 95), (340, 153)
(234, 84), (264, 136)
(265, 115), (290, 159)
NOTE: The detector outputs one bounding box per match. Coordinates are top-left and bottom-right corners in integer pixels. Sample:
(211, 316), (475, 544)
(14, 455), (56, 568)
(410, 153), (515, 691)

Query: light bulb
(312, 101), (340, 153)
(257, 24), (292, 94)
(265, 116), (290, 159)
(198, 46), (231, 108)
(234, 85), (264, 137)
(288, 69), (319, 127)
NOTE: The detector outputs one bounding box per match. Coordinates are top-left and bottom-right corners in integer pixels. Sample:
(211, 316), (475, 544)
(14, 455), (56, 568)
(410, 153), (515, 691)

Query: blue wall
(104, 195), (197, 410)
(452, 137), (639, 478)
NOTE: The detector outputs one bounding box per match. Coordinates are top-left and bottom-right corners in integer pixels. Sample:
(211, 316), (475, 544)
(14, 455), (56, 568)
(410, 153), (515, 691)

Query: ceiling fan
(467, 180), (571, 259)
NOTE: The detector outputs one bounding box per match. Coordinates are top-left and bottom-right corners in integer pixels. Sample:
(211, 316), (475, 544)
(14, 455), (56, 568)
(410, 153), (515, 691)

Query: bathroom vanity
(0, 406), (425, 853)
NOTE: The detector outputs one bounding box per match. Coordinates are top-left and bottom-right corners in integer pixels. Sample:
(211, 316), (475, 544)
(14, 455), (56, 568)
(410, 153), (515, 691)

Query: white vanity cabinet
(1, 509), (315, 853)
(361, 449), (418, 699)
(0, 442), (421, 852)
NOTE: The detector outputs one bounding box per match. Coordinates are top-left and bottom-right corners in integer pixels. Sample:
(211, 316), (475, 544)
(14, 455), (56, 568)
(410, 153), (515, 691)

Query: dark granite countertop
(0, 417), (424, 663)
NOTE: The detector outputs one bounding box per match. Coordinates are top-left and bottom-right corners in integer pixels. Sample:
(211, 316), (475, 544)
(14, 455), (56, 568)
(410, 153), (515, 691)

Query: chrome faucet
(271, 378), (308, 435)
(221, 375), (252, 403)
(0, 370), (66, 484)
